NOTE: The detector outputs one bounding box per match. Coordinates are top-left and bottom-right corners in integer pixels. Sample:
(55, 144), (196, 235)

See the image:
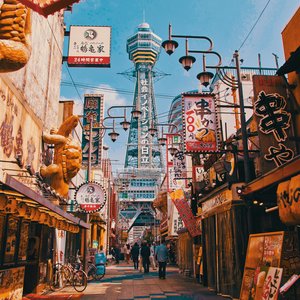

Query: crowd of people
(109, 241), (169, 279)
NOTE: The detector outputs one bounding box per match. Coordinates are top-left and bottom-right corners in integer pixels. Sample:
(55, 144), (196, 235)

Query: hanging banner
(182, 93), (219, 153)
(68, 26), (111, 67)
(169, 189), (201, 237)
(253, 75), (297, 174)
(166, 134), (186, 191)
(75, 181), (107, 213)
(82, 94), (104, 168)
(55, 229), (66, 265)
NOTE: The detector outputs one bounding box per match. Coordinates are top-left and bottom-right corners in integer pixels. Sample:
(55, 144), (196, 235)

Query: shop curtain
(216, 206), (248, 298)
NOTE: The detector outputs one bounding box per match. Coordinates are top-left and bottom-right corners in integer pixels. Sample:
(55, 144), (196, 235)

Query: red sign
(182, 93), (219, 153)
(75, 182), (106, 213)
(170, 189), (201, 237)
(18, 0), (81, 17)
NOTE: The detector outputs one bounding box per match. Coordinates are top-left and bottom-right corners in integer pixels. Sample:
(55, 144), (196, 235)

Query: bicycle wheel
(92, 265), (105, 281)
(72, 270), (87, 292)
(50, 270), (67, 291)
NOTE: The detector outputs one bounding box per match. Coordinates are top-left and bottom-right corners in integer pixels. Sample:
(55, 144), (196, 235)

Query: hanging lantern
(17, 0), (81, 17)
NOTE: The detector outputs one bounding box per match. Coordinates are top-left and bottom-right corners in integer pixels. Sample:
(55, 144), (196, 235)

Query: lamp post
(161, 25), (251, 183)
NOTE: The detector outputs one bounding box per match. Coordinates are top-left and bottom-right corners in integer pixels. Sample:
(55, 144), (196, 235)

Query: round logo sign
(84, 29), (97, 40)
(75, 182), (106, 213)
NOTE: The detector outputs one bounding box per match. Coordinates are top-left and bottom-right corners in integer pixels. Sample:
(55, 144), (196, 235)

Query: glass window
(4, 216), (18, 263)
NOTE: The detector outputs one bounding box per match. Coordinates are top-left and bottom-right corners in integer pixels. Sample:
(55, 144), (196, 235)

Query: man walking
(130, 242), (140, 270)
(155, 241), (168, 279)
(140, 241), (150, 273)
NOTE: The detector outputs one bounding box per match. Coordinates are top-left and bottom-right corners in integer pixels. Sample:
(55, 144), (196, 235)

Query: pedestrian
(114, 245), (120, 264)
(125, 244), (131, 264)
(155, 241), (168, 279)
(140, 241), (150, 273)
(130, 242), (140, 270)
(150, 242), (157, 270)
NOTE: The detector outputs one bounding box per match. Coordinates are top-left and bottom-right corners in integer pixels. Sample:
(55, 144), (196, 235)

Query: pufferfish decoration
(0, 0), (31, 72)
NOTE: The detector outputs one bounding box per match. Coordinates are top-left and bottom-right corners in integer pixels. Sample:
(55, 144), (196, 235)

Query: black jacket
(140, 245), (150, 258)
(130, 245), (139, 259)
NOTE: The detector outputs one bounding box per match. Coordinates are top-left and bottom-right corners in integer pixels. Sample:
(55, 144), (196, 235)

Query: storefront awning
(1, 174), (89, 231)
(244, 156), (300, 196)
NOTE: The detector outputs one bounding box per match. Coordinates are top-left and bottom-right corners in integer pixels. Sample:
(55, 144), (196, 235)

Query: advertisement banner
(82, 94), (104, 167)
(55, 229), (66, 265)
(68, 26), (111, 67)
(166, 134), (186, 191)
(75, 182), (107, 213)
(253, 75), (296, 174)
(170, 189), (201, 237)
(182, 93), (219, 153)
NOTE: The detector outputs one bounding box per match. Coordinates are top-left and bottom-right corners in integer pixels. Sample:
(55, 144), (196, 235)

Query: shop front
(201, 185), (248, 299)
(0, 174), (89, 297)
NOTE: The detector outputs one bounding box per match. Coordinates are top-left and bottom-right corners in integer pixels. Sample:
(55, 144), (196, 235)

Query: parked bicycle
(50, 251), (87, 292)
(87, 251), (106, 281)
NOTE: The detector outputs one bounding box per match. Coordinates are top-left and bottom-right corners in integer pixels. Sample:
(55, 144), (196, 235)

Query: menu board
(0, 267), (25, 300)
(240, 232), (284, 300)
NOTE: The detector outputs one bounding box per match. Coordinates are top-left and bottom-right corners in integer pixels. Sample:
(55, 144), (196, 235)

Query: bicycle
(87, 261), (105, 281)
(50, 251), (87, 292)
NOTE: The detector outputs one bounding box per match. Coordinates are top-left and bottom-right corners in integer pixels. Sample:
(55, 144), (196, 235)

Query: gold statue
(0, 0), (31, 72)
(40, 115), (82, 200)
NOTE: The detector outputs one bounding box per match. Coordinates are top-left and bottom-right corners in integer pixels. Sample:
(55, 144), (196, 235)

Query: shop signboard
(68, 26), (111, 67)
(0, 267), (25, 300)
(0, 77), (41, 187)
(82, 94), (104, 167)
(166, 134), (186, 191)
(182, 93), (220, 153)
(277, 175), (300, 225)
(75, 181), (107, 213)
(240, 231), (300, 300)
(253, 75), (297, 174)
(170, 189), (201, 237)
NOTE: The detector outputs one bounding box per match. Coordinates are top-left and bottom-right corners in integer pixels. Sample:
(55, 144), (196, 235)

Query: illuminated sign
(182, 93), (219, 153)
(68, 26), (111, 67)
(75, 182), (106, 214)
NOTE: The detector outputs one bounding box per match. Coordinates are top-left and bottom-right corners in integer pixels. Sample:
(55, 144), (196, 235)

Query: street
(49, 262), (224, 300)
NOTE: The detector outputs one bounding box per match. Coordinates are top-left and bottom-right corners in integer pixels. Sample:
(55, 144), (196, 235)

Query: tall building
(118, 23), (163, 243)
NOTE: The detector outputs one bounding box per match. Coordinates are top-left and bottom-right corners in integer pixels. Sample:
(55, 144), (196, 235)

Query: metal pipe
(265, 206), (278, 213)
(234, 50), (251, 183)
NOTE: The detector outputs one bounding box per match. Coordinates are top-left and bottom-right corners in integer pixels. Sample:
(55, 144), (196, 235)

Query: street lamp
(162, 25), (252, 183)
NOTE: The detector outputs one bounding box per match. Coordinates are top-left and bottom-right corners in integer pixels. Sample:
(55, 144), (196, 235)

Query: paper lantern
(17, 0), (81, 17)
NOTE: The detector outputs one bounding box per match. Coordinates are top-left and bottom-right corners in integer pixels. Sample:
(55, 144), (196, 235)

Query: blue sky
(60, 0), (300, 171)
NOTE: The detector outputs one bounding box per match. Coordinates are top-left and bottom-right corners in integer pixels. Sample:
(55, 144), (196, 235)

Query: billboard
(82, 94), (104, 167)
(253, 75), (297, 173)
(68, 26), (111, 67)
(75, 182), (107, 213)
(182, 93), (219, 153)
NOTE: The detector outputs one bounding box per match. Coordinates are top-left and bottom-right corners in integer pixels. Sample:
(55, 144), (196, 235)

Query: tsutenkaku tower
(125, 23), (162, 169)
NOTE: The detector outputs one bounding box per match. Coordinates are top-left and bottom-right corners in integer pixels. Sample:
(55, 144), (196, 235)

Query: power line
(46, 19), (83, 103)
(238, 0), (271, 51)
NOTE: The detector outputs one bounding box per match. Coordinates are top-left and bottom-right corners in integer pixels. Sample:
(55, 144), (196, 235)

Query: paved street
(49, 262), (224, 300)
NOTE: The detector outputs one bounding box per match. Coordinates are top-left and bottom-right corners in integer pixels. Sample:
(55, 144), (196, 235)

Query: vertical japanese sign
(166, 134), (186, 191)
(182, 93), (219, 152)
(82, 94), (104, 167)
(170, 189), (201, 237)
(253, 76), (296, 173)
(139, 73), (150, 167)
(68, 26), (111, 67)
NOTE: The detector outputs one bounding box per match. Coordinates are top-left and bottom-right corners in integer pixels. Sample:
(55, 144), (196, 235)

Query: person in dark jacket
(113, 245), (120, 264)
(130, 242), (140, 269)
(140, 241), (150, 273)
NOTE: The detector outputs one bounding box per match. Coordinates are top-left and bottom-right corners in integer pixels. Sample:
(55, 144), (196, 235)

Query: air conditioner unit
(241, 73), (251, 81)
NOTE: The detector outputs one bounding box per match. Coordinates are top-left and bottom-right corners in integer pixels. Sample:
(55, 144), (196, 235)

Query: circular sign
(84, 29), (97, 40)
(75, 182), (106, 213)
